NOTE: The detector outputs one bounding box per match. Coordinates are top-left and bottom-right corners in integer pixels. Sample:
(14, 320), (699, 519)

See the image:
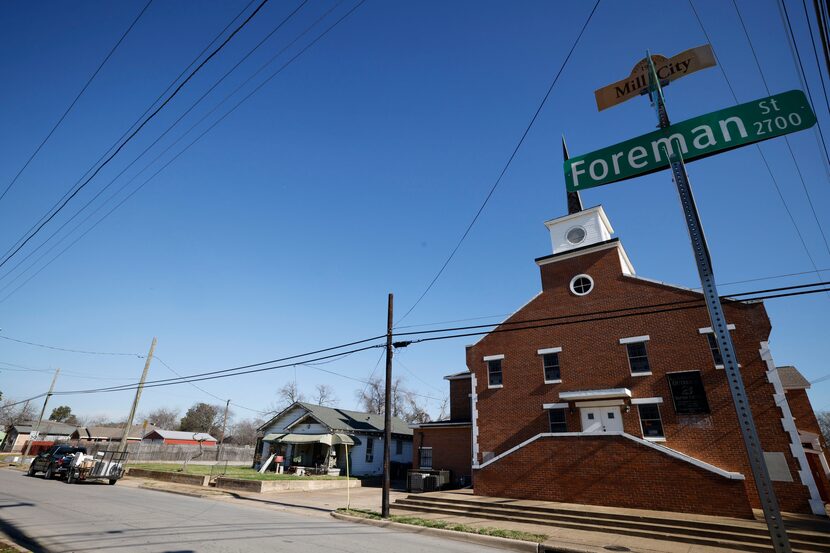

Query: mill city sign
(565, 89), (816, 192)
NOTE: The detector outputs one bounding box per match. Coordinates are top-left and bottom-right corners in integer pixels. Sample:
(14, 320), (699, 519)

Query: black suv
(27, 445), (87, 480)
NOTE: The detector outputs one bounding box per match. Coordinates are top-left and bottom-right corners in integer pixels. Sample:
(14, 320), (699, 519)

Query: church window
(570, 274), (594, 296)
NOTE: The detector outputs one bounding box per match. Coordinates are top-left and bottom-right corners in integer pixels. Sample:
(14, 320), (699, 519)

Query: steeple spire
(562, 135), (583, 214)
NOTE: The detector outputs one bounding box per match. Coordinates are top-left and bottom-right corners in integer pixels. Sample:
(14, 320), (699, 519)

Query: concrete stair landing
(392, 490), (830, 553)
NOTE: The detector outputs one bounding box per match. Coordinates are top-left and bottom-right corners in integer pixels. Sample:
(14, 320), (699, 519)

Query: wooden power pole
(382, 293), (393, 518)
(23, 368), (60, 457)
(119, 337), (157, 453)
(216, 398), (230, 461)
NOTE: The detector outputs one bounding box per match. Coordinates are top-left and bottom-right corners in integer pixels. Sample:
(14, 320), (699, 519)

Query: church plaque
(667, 371), (710, 415)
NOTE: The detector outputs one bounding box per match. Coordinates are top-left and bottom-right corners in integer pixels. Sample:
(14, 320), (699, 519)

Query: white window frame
(698, 325), (736, 370)
(365, 437), (374, 463)
(538, 347), (562, 384)
(636, 400), (666, 442)
(569, 274), (594, 296)
(484, 355), (504, 389)
(623, 339), (652, 376)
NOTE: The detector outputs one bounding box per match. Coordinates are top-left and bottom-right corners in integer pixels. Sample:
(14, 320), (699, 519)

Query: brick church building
(417, 200), (828, 519)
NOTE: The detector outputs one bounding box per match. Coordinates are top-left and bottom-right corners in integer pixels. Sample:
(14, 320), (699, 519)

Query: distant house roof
(259, 402), (413, 437)
(777, 366), (811, 390)
(7, 420), (79, 435)
(444, 371), (471, 381)
(144, 429), (217, 442)
(73, 425), (154, 441)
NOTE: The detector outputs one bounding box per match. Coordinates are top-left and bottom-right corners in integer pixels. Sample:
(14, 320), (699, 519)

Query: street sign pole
(645, 53), (792, 553)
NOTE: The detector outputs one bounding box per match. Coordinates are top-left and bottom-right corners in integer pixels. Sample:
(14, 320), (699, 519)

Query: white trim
(569, 274), (594, 296)
(645, 437), (667, 442)
(761, 341), (825, 515)
(631, 397), (663, 405)
(560, 388), (631, 401)
(474, 431), (744, 479)
(543, 205), (613, 233)
(542, 403), (569, 410)
(544, 379), (563, 385)
(631, 372), (653, 377)
(483, 354), (504, 361)
(470, 372), (479, 468)
(698, 324), (736, 334)
(537, 347), (562, 355)
(619, 335), (650, 344)
(487, 384), (503, 389)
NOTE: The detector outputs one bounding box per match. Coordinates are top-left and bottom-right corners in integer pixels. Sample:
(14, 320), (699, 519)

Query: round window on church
(566, 225), (587, 245)
(570, 274), (594, 296)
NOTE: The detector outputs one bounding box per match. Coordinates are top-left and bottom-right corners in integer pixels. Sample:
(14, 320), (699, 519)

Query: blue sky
(1, 0), (828, 424)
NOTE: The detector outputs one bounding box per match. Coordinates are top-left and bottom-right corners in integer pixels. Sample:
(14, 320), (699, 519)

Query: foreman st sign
(594, 45), (717, 111)
(565, 90), (816, 192)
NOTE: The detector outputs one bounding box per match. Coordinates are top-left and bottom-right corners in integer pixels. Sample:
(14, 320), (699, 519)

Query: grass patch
(128, 463), (354, 481)
(336, 508), (546, 543)
(0, 544), (20, 553)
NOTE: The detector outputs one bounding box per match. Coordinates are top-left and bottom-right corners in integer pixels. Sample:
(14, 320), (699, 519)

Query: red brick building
(465, 205), (826, 518)
(411, 372), (472, 485)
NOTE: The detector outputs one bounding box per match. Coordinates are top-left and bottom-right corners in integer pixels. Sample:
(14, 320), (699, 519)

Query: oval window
(570, 274), (594, 296)
(566, 226), (587, 245)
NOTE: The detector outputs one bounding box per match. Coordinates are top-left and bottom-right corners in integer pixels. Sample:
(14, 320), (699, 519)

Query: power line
(0, 0), (258, 264)
(0, 0), (310, 288)
(0, 0), (271, 272)
(0, 0), (154, 205)
(1, 394), (46, 409)
(0, 334), (143, 357)
(689, 0), (830, 297)
(0, 0), (365, 303)
(394, 0), (602, 325)
(802, 0), (830, 122)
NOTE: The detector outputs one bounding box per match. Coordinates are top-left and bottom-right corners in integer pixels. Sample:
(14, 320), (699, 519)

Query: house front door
(580, 406), (623, 432)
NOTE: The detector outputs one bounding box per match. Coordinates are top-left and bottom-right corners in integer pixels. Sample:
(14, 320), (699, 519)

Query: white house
(257, 402), (413, 476)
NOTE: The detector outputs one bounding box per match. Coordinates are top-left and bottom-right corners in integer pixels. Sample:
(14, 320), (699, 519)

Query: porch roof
(263, 432), (356, 446)
(559, 388), (632, 401)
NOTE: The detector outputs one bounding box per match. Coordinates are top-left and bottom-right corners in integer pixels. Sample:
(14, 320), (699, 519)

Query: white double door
(580, 406), (623, 433)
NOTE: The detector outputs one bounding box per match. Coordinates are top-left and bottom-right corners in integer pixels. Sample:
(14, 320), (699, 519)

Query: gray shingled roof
(8, 420), (79, 435)
(777, 366), (811, 390)
(265, 402), (412, 436)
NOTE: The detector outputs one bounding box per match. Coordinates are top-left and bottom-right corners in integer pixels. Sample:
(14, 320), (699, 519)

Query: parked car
(27, 445), (87, 480)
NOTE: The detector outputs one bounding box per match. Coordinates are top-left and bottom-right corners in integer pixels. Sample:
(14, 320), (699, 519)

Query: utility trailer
(65, 450), (128, 485)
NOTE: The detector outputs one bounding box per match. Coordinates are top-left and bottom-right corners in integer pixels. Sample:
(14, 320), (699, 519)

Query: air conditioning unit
(422, 475), (438, 492)
(408, 473), (425, 492)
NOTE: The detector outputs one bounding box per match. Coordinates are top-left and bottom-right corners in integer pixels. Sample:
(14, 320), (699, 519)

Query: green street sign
(565, 90), (816, 192)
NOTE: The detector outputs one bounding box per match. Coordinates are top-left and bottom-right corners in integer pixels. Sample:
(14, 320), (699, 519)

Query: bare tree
(355, 377), (432, 423)
(228, 418), (262, 446)
(818, 410), (830, 446)
(265, 381), (306, 416)
(138, 407), (180, 430)
(313, 384), (338, 407)
(0, 394), (35, 428)
(437, 396), (450, 421)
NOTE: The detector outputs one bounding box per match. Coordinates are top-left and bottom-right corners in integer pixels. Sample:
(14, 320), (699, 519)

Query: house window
(542, 352), (561, 382)
(395, 438), (403, 455)
(626, 342), (651, 374)
(486, 358), (503, 387)
(548, 409), (567, 433)
(706, 333), (724, 366)
(365, 437), (374, 463)
(419, 447), (433, 469)
(638, 404), (665, 440)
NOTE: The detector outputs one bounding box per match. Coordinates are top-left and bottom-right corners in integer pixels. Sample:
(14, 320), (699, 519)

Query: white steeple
(543, 205), (614, 255)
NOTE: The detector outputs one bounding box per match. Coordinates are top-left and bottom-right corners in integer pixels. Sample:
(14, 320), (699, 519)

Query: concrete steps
(392, 494), (830, 553)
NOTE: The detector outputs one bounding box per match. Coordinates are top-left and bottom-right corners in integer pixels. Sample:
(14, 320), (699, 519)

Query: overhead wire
(0, 0), (365, 303)
(0, 334), (142, 357)
(0, 0), (154, 205)
(394, 0), (602, 325)
(0, 0), (258, 263)
(0, 0), (272, 272)
(0, 0), (311, 289)
(689, 0), (830, 298)
(801, 0), (830, 122)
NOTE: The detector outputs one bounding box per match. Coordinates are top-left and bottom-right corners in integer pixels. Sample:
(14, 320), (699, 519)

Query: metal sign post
(644, 53), (791, 553)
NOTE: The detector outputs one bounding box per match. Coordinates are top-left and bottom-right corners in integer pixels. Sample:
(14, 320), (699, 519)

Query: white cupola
(544, 205), (614, 255)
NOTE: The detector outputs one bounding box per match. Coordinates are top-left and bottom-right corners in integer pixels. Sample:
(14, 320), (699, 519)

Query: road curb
(331, 511), (541, 552)
(0, 535), (33, 552)
(137, 482), (213, 499)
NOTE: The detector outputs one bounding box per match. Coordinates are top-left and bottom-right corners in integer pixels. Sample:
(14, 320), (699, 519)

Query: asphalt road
(0, 470), (495, 553)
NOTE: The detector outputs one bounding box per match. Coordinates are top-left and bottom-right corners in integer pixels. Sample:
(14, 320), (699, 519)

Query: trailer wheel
(108, 479), (117, 485)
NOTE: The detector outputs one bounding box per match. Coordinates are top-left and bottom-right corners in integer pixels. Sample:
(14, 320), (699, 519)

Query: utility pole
(646, 54), (791, 553)
(216, 398), (230, 461)
(381, 293), (393, 518)
(23, 368), (60, 457)
(119, 337), (157, 453)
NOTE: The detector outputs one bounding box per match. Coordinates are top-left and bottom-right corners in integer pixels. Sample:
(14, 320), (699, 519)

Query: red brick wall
(475, 435), (754, 518)
(468, 245), (813, 514)
(449, 378), (472, 422)
(787, 389), (828, 450)
(413, 426), (472, 481)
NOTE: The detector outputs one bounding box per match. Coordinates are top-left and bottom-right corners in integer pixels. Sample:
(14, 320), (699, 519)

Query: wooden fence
(70, 441), (255, 463)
